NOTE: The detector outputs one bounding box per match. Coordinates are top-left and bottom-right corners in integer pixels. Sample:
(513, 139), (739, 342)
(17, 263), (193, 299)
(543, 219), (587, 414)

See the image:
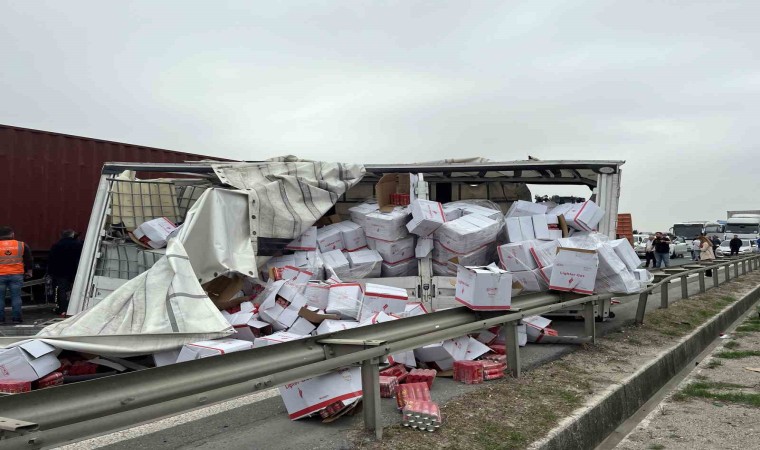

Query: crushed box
(0, 340), (61, 382)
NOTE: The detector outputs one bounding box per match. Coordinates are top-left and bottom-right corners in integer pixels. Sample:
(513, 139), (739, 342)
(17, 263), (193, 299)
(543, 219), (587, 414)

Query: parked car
(670, 236), (688, 258)
(633, 234), (649, 257)
(716, 239), (755, 256)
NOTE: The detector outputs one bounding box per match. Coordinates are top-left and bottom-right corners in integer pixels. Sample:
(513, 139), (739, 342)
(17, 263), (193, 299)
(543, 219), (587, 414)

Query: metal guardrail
(1, 256), (758, 447)
(635, 254), (760, 324)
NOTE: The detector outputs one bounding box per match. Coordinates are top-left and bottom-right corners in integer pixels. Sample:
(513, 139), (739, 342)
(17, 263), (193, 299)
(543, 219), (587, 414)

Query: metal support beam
(680, 275), (688, 299)
(660, 284), (669, 308)
(361, 358), (382, 439)
(504, 321), (521, 378)
(635, 292), (648, 325)
(698, 272), (706, 293)
(583, 301), (596, 343)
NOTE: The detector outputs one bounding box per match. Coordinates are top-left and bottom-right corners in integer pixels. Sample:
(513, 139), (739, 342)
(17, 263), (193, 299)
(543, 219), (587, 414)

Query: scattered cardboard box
(0, 340), (61, 382)
(549, 247), (598, 295)
(455, 265), (513, 310)
(131, 217), (178, 249)
(176, 339), (254, 363)
(279, 367), (363, 420)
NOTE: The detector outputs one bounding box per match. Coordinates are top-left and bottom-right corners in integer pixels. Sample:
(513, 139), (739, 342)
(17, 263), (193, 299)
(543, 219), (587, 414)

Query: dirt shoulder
(615, 313), (760, 450)
(353, 272), (760, 450)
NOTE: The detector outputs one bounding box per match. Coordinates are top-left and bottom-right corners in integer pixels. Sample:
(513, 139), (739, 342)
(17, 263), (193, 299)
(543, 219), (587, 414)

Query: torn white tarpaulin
(176, 188), (258, 284)
(211, 160), (365, 240)
(12, 240), (233, 356)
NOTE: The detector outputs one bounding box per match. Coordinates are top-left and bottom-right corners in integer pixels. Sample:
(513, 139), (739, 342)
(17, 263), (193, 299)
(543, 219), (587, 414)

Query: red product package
(396, 382), (431, 409)
(453, 361), (484, 385)
(481, 360), (506, 372)
(34, 372), (64, 389)
(406, 368), (436, 389)
(484, 371), (504, 381)
(379, 376), (398, 398)
(380, 364), (408, 383)
(401, 400), (442, 431)
(482, 353), (507, 364)
(0, 380), (32, 394)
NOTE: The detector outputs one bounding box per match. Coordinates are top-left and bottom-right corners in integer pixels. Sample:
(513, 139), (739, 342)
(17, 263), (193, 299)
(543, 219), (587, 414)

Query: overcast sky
(2, 1), (758, 232)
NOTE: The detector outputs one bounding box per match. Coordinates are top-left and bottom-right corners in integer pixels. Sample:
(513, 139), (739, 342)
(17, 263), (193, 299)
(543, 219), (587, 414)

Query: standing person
(47, 229), (83, 316)
(700, 236), (716, 276)
(653, 232), (671, 268)
(711, 235), (721, 258)
(690, 237), (701, 261)
(729, 235), (743, 256)
(644, 235), (656, 268)
(0, 226), (33, 323)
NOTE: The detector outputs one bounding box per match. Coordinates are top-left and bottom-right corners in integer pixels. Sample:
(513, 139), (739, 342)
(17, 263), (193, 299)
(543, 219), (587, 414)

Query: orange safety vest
(0, 240), (25, 275)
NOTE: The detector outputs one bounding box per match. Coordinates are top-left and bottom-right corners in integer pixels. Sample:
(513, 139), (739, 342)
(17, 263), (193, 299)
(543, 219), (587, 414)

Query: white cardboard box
(442, 204), (464, 221)
(357, 311), (399, 327)
(325, 283), (364, 319)
(358, 283), (408, 321)
(132, 217), (177, 249)
(455, 264), (513, 310)
(348, 202), (379, 228)
(407, 199), (447, 236)
(497, 241), (538, 272)
(549, 248), (598, 295)
(434, 214), (500, 254)
(505, 216), (536, 243)
(153, 349), (181, 367)
(506, 200), (548, 218)
(364, 208), (411, 241)
(563, 200), (604, 231)
(367, 236), (416, 264)
(533, 214), (562, 241)
(458, 204), (503, 221)
(321, 249), (350, 279)
(316, 226), (345, 253)
(381, 259), (419, 277)
(610, 239), (642, 271)
(286, 226), (318, 251)
(345, 249), (383, 278)
(304, 283), (330, 309)
(402, 302), (429, 317)
(523, 315), (554, 343)
(432, 242), (490, 267)
(288, 317), (318, 336)
(530, 240), (560, 268)
(336, 221), (367, 252)
(315, 319), (360, 335)
(252, 331), (305, 348)
(511, 269), (549, 293)
(415, 236), (434, 258)
(413, 336), (489, 371)
(279, 367), (363, 420)
(0, 340), (61, 382)
(176, 339), (254, 363)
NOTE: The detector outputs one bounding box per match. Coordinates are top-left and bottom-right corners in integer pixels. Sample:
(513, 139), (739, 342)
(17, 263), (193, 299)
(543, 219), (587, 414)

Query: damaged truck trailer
(0, 158), (629, 446)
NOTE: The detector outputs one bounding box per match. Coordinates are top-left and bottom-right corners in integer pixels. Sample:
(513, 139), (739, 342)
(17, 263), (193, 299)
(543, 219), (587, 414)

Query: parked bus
(671, 221), (724, 240)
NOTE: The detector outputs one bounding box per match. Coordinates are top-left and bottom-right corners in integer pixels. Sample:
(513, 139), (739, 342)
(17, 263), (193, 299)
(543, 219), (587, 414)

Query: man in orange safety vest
(0, 226), (33, 323)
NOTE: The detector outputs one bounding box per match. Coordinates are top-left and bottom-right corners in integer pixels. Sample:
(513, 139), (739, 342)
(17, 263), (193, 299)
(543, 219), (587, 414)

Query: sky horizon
(2, 1), (758, 232)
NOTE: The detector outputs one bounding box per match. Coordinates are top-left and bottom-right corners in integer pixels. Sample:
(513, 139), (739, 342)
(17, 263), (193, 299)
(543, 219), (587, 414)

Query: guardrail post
(635, 291), (648, 324)
(734, 262), (740, 278)
(713, 267), (720, 287)
(361, 358), (382, 439)
(680, 275), (688, 299)
(505, 321), (521, 378)
(698, 272), (706, 293)
(583, 301), (596, 343)
(660, 283), (668, 308)
(726, 264), (731, 281)
(741, 260), (746, 275)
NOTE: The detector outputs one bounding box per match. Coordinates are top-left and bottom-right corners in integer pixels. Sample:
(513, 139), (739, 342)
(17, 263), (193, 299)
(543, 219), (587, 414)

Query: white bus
(671, 221), (724, 240)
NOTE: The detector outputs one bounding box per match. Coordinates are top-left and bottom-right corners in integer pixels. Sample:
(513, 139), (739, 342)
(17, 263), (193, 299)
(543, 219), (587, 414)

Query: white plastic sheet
(20, 240), (233, 356)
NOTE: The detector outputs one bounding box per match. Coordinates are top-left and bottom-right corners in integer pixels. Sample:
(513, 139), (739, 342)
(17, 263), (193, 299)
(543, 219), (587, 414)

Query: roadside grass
(648, 444), (666, 450)
(714, 350), (760, 359)
(355, 360), (592, 450)
(723, 340), (740, 349)
(736, 318), (760, 332)
(644, 295), (735, 337)
(704, 359), (722, 369)
(672, 381), (760, 408)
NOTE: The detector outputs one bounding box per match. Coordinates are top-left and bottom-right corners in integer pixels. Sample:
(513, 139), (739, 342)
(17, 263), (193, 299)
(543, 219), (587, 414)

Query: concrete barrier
(531, 282), (760, 450)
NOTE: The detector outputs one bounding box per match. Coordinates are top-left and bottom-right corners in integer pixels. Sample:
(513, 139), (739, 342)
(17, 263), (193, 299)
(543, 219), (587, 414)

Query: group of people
(643, 232), (718, 270)
(0, 227), (82, 324)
